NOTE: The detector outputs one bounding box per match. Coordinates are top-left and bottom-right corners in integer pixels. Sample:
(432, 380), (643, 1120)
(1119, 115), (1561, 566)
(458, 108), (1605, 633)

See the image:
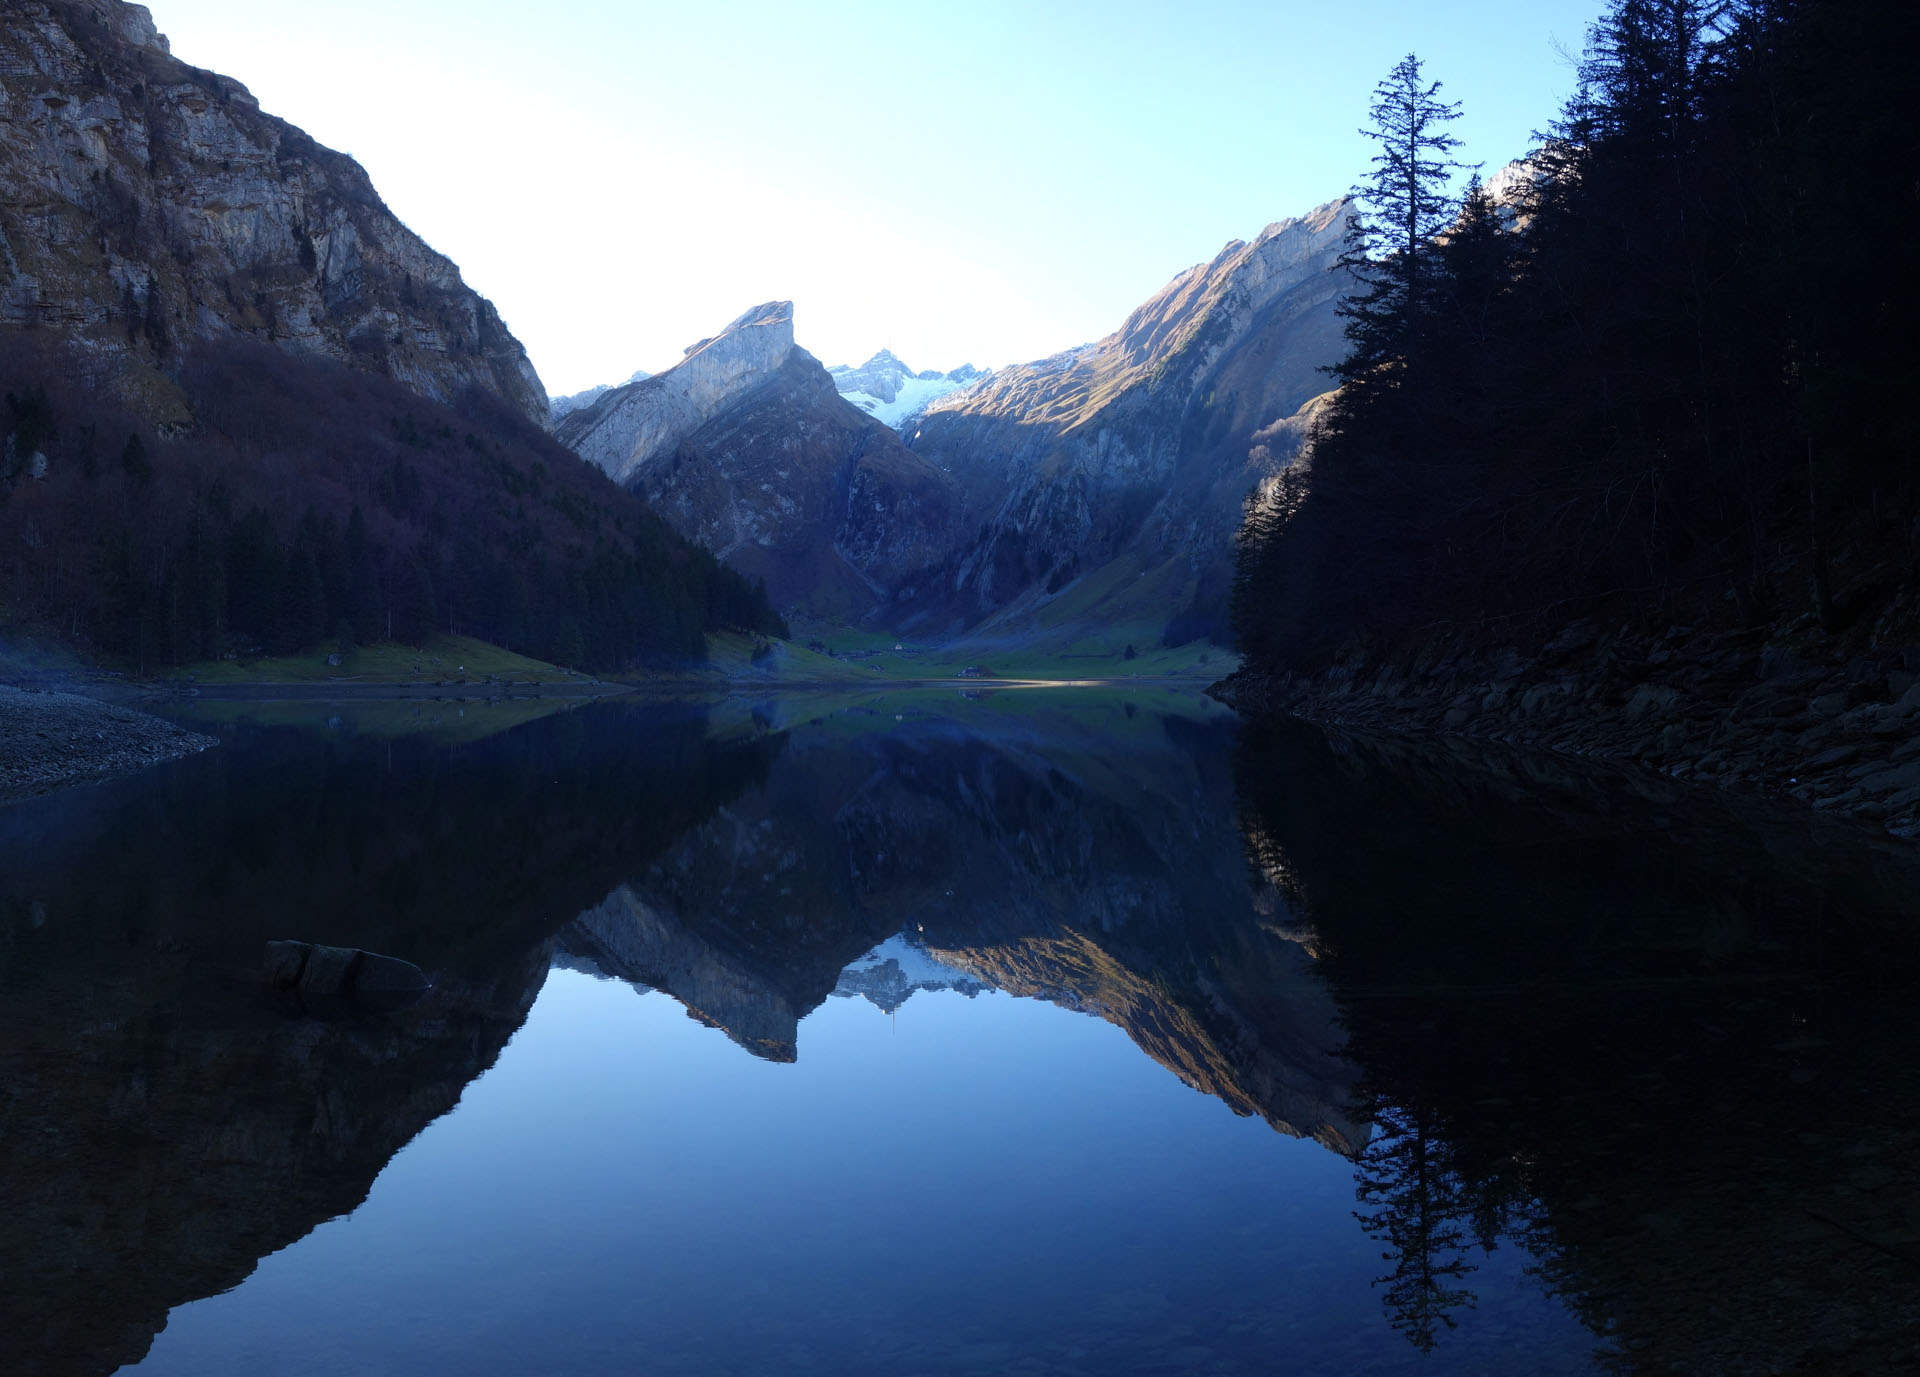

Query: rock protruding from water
(265, 940), (430, 1009)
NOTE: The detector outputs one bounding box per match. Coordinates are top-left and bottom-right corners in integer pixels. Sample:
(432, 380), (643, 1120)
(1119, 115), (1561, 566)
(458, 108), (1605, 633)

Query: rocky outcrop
(0, 0), (547, 425)
(829, 349), (986, 429)
(897, 200), (1351, 639)
(557, 303), (963, 618)
(263, 939), (431, 1008)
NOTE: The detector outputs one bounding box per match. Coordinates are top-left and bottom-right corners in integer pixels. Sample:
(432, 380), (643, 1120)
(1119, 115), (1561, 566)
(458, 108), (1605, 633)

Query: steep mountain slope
(556, 302), (801, 484)
(0, 0), (784, 670)
(0, 0), (546, 426)
(556, 303), (962, 619)
(829, 348), (986, 428)
(898, 200), (1351, 643)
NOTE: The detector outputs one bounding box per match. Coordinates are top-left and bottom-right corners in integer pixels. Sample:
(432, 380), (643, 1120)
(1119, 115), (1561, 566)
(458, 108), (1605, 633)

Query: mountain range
(0, 0), (1354, 664)
(551, 704), (1364, 1154)
(548, 204), (1352, 646)
(828, 349), (986, 428)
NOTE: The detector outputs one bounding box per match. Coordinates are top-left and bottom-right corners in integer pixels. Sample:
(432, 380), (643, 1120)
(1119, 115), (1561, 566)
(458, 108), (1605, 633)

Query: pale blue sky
(150, 0), (1604, 393)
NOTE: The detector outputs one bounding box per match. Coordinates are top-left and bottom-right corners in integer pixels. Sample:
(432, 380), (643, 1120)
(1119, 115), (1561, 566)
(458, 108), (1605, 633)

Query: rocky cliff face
(897, 201), (1351, 640)
(557, 302), (962, 618)
(0, 0), (547, 425)
(0, 701), (783, 1374)
(557, 302), (798, 483)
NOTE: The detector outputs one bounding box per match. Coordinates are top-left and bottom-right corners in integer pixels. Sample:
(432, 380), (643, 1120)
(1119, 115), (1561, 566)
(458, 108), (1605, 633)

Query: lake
(3, 687), (1915, 1375)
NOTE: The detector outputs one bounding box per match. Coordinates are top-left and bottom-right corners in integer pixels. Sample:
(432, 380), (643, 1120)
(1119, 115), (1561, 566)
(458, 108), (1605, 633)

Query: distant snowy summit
(547, 368), (653, 424)
(832, 934), (991, 1014)
(829, 349), (987, 430)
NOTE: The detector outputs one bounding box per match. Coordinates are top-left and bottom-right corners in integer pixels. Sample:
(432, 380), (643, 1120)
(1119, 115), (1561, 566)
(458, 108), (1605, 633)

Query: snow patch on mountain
(829, 349), (987, 430)
(832, 934), (991, 1013)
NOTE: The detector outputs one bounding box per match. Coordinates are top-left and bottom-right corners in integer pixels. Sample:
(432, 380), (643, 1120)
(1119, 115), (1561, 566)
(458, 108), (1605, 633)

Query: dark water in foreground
(2, 688), (1916, 1375)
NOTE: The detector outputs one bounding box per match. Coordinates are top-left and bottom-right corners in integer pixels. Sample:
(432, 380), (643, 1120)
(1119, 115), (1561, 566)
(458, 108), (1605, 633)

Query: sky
(149, 0), (1607, 395)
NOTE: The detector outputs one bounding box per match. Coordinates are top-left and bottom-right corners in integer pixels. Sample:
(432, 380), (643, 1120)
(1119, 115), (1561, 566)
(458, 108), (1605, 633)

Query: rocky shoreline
(1214, 621), (1920, 839)
(0, 684), (216, 804)
(173, 679), (623, 702)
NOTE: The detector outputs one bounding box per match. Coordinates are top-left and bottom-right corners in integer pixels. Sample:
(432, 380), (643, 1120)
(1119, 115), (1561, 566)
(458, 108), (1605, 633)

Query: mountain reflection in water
(0, 691), (1914, 1375)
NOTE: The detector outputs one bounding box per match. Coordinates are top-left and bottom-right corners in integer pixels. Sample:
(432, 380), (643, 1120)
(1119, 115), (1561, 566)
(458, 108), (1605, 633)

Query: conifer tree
(1333, 53), (1471, 384)
(342, 505), (383, 643)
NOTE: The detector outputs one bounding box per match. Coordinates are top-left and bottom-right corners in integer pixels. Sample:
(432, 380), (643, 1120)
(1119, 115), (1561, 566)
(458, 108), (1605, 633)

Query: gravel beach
(0, 684), (216, 803)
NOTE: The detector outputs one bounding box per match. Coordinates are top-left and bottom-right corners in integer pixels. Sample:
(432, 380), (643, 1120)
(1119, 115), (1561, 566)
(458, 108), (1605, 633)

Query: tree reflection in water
(1354, 1101), (1483, 1353)
(1236, 718), (1920, 1371)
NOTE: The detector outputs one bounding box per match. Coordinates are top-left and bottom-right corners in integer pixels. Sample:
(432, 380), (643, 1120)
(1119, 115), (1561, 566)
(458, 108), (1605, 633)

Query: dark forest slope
(0, 333), (784, 671)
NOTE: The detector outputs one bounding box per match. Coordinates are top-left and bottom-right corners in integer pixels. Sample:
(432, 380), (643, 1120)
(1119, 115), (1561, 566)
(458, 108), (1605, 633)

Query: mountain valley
(545, 205), (1353, 657)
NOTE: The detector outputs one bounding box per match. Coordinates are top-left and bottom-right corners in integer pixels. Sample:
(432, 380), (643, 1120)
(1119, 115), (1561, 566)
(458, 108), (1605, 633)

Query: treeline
(0, 336), (785, 672)
(1234, 0), (1920, 673)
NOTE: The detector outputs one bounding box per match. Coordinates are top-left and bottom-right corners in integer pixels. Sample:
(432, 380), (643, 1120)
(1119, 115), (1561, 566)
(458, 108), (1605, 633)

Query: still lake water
(3, 688), (1916, 1375)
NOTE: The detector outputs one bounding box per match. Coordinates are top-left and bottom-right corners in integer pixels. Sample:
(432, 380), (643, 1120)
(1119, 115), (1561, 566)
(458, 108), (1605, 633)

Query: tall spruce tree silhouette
(1333, 53), (1472, 387)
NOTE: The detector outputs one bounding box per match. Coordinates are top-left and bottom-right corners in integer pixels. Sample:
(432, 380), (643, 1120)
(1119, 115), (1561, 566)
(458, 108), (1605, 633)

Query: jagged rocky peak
(1480, 152), (1552, 229)
(109, 0), (169, 51)
(555, 300), (797, 485)
(829, 347), (988, 430)
(547, 367), (652, 424)
(555, 301), (963, 617)
(0, 0), (549, 427)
